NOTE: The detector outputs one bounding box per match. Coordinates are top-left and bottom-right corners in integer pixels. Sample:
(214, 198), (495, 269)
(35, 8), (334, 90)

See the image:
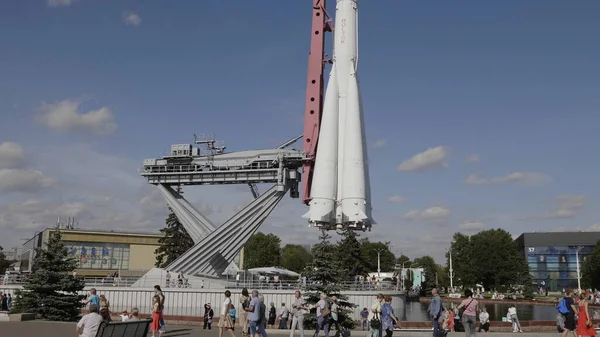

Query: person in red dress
(150, 295), (163, 337)
(577, 293), (596, 337)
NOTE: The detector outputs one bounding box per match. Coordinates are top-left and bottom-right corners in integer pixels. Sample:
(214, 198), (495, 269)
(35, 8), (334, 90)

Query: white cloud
(373, 139), (387, 148)
(0, 142), (26, 169)
(464, 172), (552, 186)
(123, 12), (142, 27)
(403, 205), (451, 222)
(0, 169), (56, 193)
(397, 146), (450, 172)
(387, 195), (405, 203)
(35, 99), (117, 135)
(47, 0), (75, 7)
(523, 195), (586, 220)
(459, 221), (486, 231)
(465, 154), (480, 164)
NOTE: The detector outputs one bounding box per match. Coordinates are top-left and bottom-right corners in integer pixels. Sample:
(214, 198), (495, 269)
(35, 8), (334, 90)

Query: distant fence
(0, 285), (404, 320)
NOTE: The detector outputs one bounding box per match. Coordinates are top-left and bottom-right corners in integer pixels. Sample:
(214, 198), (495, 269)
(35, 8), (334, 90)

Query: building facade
(515, 232), (600, 291)
(18, 228), (162, 277)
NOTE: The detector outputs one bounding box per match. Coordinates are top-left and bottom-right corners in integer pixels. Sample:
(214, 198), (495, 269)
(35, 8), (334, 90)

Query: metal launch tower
(140, 0), (371, 279)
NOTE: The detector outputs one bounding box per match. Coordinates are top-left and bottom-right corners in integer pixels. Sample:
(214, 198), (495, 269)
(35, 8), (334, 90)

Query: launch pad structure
(139, 0), (370, 280)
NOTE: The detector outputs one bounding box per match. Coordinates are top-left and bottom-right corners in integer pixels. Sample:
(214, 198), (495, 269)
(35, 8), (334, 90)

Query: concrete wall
(0, 285), (400, 320)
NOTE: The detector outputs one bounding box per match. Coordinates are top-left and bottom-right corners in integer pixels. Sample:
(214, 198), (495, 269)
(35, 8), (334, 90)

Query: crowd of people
(73, 286), (399, 337)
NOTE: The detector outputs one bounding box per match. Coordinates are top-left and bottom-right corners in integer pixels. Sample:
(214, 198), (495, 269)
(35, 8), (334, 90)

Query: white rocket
(303, 0), (373, 230)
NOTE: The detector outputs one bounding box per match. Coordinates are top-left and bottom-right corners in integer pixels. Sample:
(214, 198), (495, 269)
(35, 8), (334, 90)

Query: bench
(94, 318), (153, 337)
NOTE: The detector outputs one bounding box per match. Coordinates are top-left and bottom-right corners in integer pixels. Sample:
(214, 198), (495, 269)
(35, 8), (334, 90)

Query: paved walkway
(0, 320), (562, 337)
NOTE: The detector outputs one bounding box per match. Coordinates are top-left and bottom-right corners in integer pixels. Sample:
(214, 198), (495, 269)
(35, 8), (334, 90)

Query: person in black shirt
(560, 289), (578, 337)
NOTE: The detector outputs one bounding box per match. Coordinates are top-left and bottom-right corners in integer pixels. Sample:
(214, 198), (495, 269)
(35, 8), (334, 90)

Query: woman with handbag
(456, 289), (478, 337)
(218, 290), (236, 337)
(577, 293), (596, 337)
(368, 293), (384, 337)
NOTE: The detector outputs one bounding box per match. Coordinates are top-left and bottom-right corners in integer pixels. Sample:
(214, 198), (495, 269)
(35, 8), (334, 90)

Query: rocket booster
(303, 0), (373, 230)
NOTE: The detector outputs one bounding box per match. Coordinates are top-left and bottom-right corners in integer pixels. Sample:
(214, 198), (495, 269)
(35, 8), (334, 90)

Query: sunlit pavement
(0, 320), (562, 337)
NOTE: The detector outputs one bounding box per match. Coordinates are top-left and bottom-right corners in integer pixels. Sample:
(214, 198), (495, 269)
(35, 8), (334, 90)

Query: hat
(122, 310), (128, 314)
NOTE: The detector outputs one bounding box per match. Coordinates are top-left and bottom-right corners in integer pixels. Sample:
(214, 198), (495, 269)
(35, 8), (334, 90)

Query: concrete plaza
(0, 320), (560, 337)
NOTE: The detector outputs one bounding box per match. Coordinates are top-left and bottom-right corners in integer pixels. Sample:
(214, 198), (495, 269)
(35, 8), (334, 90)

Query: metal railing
(2, 274), (403, 292)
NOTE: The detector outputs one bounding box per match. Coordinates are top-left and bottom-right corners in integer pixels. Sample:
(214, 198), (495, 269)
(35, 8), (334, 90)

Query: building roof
(45, 227), (163, 238)
(516, 231), (600, 247)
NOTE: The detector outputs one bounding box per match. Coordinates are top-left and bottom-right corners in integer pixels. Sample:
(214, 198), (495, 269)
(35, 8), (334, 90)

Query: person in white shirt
(76, 304), (104, 337)
(507, 305), (522, 333)
(279, 303), (289, 329)
(368, 294), (384, 337)
(313, 295), (330, 337)
(219, 290), (236, 337)
(478, 307), (489, 332)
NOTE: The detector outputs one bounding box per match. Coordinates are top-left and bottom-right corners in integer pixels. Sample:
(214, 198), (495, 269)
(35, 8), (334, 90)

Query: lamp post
(448, 249), (454, 292)
(574, 246), (584, 292)
(376, 249), (385, 278)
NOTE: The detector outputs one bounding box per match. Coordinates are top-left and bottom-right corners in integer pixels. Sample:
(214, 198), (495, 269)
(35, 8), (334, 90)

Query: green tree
(243, 232), (282, 269)
(336, 229), (368, 280)
(361, 240), (395, 272)
(281, 244), (312, 273)
(396, 254), (411, 267)
(0, 246), (15, 275)
(304, 231), (357, 329)
(154, 210), (194, 268)
(12, 229), (85, 321)
(469, 229), (529, 290)
(582, 240), (600, 289)
(412, 256), (438, 296)
(448, 232), (476, 287)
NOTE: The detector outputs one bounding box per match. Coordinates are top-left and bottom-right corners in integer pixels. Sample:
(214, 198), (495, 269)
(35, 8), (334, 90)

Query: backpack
(557, 298), (570, 315)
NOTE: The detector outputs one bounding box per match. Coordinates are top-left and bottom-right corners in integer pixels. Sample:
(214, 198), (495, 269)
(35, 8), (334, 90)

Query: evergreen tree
(155, 210), (194, 268)
(304, 231), (357, 330)
(12, 229), (85, 321)
(336, 229), (367, 281)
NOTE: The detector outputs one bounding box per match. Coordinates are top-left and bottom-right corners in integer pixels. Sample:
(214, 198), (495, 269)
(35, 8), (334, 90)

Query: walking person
(290, 290), (308, 337)
(329, 296), (340, 334)
(368, 293), (384, 337)
(154, 285), (167, 334)
(246, 290), (268, 337)
(428, 288), (443, 337)
(240, 288), (250, 335)
(268, 302), (277, 328)
(456, 289), (478, 337)
(560, 289), (577, 337)
(218, 290), (236, 337)
(382, 296), (399, 337)
(313, 294), (330, 337)
(576, 293), (596, 337)
(279, 302), (290, 329)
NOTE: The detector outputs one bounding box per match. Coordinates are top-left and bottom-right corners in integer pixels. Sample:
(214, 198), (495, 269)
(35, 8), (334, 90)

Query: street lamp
(376, 249), (385, 278)
(448, 249), (454, 292)
(570, 246), (584, 292)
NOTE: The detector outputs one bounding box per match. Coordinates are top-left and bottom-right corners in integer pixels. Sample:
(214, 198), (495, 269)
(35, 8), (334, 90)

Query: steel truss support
(166, 184), (288, 277)
(156, 184), (215, 243)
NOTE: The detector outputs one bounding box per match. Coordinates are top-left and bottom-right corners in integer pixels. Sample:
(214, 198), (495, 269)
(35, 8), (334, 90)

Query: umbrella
(247, 267), (300, 278)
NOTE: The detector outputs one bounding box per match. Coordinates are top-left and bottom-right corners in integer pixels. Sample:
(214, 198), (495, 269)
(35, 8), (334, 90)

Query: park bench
(94, 318), (152, 337)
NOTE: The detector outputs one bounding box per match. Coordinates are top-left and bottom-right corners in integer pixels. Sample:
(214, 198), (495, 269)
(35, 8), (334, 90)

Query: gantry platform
(140, 137), (306, 277)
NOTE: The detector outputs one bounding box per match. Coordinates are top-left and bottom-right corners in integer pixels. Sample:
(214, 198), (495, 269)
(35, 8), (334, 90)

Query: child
(120, 310), (129, 322)
(228, 304), (237, 326)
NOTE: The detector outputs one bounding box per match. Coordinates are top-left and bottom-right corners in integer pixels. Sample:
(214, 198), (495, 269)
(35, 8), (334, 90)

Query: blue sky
(0, 0), (598, 261)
